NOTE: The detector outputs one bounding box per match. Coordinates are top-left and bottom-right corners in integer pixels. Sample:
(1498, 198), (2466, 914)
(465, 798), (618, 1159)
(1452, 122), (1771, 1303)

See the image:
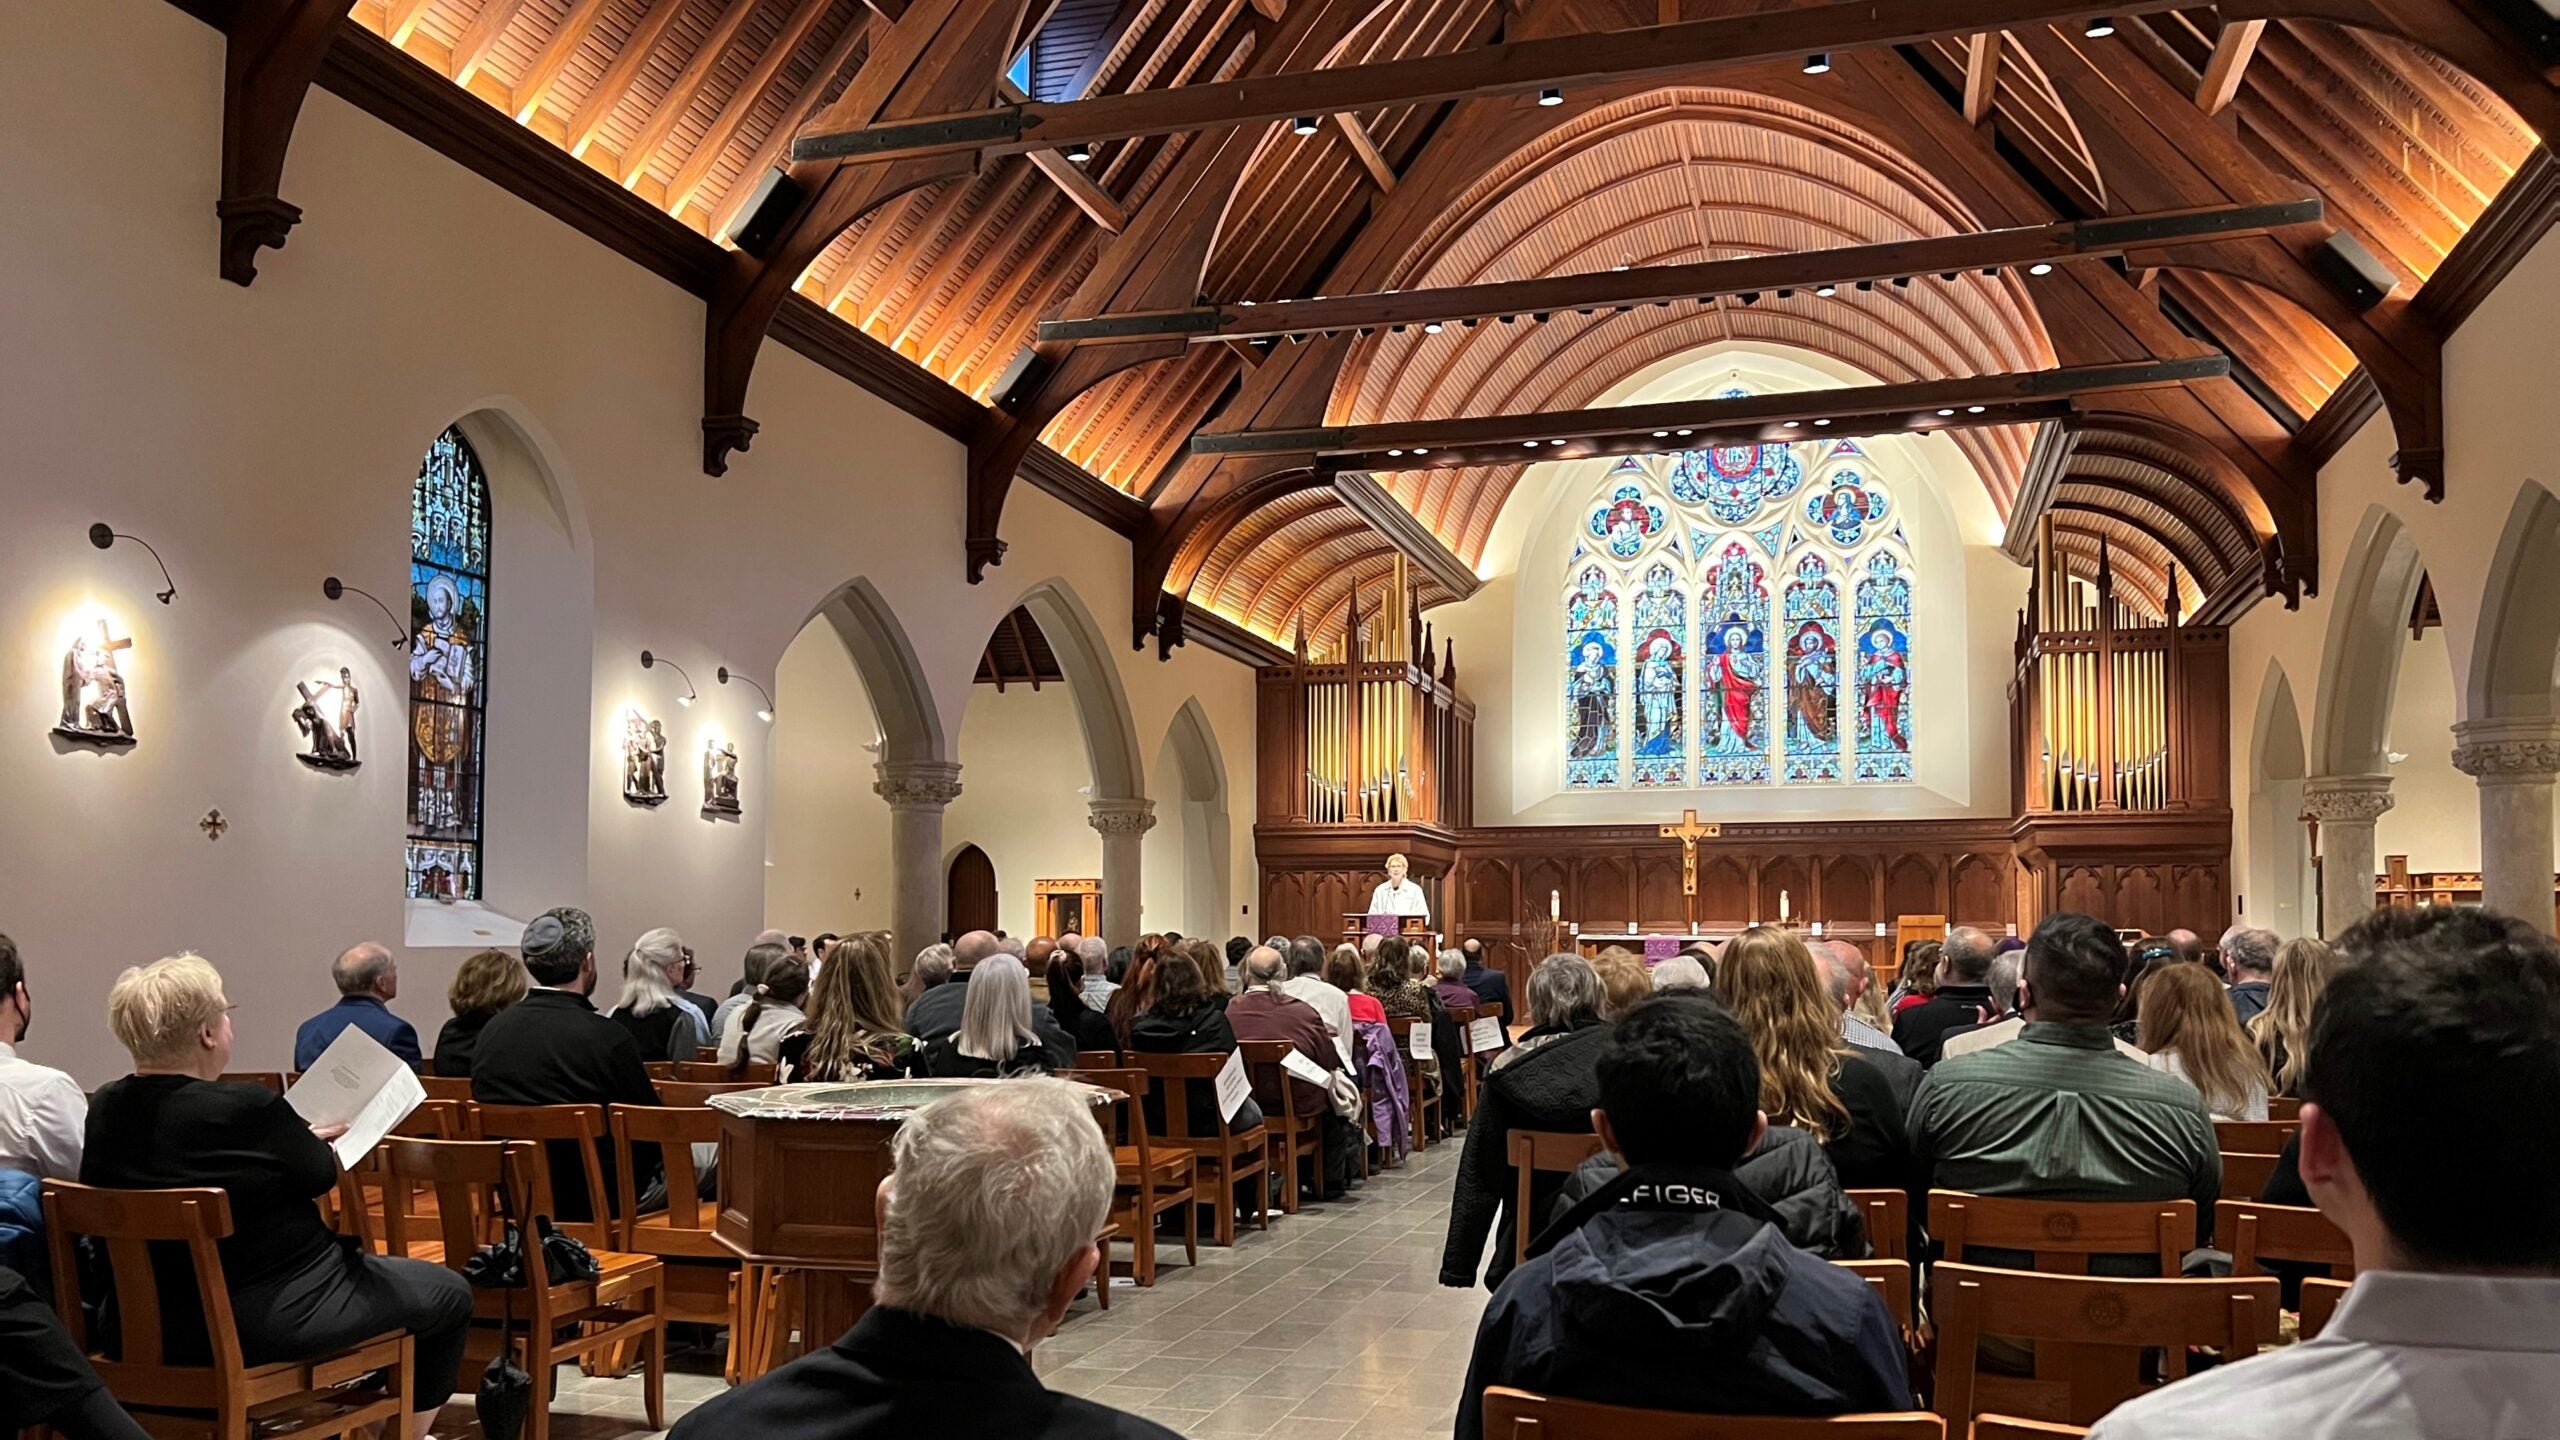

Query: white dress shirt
(1366, 878), (1430, 923)
(2143, 1048), (2269, 1121)
(1939, 1014), (2146, 1062)
(1280, 974), (1357, 1069)
(0, 1040), (86, 1180)
(2087, 1269), (2560, 1439)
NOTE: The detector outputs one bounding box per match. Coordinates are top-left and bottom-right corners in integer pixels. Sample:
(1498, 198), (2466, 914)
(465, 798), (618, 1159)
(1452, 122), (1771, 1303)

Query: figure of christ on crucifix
(1657, 808), (1722, 928)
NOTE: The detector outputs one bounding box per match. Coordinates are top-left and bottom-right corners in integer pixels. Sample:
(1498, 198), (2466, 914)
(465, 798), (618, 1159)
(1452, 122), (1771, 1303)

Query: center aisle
(1035, 1139), (1484, 1439)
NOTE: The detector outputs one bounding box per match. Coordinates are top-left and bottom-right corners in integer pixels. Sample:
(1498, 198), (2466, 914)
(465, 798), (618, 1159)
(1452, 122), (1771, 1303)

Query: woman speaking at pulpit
(1367, 853), (1431, 925)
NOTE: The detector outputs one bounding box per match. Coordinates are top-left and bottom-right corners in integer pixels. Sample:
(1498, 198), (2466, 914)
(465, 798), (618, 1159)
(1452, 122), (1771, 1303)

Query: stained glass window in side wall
(1565, 563), (1621, 788)
(1853, 550), (1914, 783)
(406, 426), (491, 900)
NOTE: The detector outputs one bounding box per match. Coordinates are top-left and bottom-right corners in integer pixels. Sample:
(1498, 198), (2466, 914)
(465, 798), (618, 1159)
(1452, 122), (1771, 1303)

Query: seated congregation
(2, 903), (2556, 1440)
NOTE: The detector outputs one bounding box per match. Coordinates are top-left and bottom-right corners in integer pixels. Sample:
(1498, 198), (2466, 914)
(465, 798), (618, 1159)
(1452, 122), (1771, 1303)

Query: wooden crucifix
(1658, 808), (1722, 927)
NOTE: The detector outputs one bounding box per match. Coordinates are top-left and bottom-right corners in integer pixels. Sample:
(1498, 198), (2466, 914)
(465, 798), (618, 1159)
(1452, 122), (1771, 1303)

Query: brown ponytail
(729, 958), (810, 1076)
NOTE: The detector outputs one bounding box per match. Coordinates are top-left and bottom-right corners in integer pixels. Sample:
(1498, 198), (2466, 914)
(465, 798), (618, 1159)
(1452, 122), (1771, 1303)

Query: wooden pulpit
(1341, 913), (1437, 949)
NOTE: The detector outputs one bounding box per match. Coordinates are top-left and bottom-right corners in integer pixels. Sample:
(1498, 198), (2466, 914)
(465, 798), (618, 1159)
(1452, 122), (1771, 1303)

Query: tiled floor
(497, 1139), (1482, 1440)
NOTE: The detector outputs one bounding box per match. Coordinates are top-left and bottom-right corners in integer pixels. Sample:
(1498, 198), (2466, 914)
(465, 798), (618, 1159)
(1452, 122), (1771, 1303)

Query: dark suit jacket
(1462, 964), (1514, 1013)
(670, 1307), (1180, 1440)
(468, 989), (661, 1221)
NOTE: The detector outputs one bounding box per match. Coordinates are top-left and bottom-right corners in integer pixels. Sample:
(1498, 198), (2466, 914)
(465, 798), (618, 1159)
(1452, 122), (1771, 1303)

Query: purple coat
(1354, 1019), (1411, 1159)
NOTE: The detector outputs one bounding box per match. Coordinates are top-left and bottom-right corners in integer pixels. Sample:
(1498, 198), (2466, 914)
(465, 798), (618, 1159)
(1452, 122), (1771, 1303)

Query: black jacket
(468, 989), (662, 1222)
(1440, 1019), (1612, 1291)
(671, 1307), (1180, 1440)
(1825, 1051), (1916, 1194)
(916, 1036), (1056, 1079)
(908, 973), (1079, 1064)
(1893, 984), (2001, 1066)
(1456, 1161), (1911, 1440)
(1462, 964), (1514, 1014)
(1551, 1127), (1869, 1260)
(431, 1009), (495, 1078)
(1051, 997), (1118, 1057)
(1127, 1002), (1243, 1135)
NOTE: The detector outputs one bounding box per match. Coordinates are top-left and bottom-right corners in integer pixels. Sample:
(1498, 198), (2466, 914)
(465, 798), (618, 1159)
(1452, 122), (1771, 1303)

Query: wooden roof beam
(666, 0), (839, 217)
(998, 79), (1128, 230)
(1963, 31), (2002, 124)
(513, 0), (615, 123)
(2197, 18), (2266, 115)
(565, 0), (692, 162)
(1331, 471), (1482, 602)
(1037, 199), (2322, 343)
(216, 0), (364, 285)
(618, 0), (772, 186)
(1332, 112), (1398, 193)
(1189, 357), (2231, 470)
(450, 0), (536, 89)
(705, 8), (872, 240)
(792, 0), (2191, 164)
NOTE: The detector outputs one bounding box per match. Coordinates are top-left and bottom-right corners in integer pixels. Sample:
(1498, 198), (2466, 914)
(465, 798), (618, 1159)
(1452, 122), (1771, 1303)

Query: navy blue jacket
(1457, 1162), (1910, 1440)
(1462, 962), (1513, 1013)
(292, 995), (422, 1072)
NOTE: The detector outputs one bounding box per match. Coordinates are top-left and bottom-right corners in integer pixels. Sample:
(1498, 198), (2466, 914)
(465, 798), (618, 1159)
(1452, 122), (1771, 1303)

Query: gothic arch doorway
(947, 844), (996, 939)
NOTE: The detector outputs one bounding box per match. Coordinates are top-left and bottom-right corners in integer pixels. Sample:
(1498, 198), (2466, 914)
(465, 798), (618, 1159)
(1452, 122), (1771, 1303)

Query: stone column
(2302, 774), (2394, 939)
(1088, 798), (1156, 949)
(874, 759), (962, 971)
(2451, 718), (2560, 930)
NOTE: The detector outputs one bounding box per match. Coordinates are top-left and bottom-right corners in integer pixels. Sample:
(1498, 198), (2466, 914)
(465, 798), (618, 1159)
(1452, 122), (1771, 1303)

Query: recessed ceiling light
(1675, 428), (1694, 436)
(1653, 430), (1670, 438)
(2084, 15), (2116, 37)
(1967, 405), (1986, 413)
(1815, 283), (1838, 297)
(1538, 87), (1563, 106)
(1386, 449), (1404, 457)
(1424, 321), (1443, 334)
(1803, 52), (1831, 74)
(2028, 262), (2055, 276)
(1292, 116), (1319, 135)
(1938, 408), (1955, 416)
(1782, 420), (1800, 429)
(1548, 438), (1567, 446)
(1814, 418), (1832, 427)
(1523, 440), (1540, 448)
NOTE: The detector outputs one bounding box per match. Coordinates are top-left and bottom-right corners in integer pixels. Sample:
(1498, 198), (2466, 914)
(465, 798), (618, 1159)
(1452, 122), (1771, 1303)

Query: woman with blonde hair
(1590, 949), (1651, 1021)
(2251, 935), (2340, 1098)
(780, 932), (912, 1082)
(2136, 962), (2271, 1121)
(608, 927), (707, 1062)
(920, 955), (1054, 1078)
(431, 948), (526, 1078)
(1715, 926), (1910, 1190)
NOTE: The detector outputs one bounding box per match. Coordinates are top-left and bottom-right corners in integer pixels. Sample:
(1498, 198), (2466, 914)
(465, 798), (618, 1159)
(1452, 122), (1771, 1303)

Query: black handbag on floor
(462, 1166), (536, 1440)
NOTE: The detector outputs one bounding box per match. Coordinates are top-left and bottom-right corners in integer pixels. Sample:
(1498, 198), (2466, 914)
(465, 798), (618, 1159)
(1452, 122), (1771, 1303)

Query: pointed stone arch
(1147, 697), (1233, 936)
(2246, 660), (2313, 936)
(2310, 504), (2429, 780)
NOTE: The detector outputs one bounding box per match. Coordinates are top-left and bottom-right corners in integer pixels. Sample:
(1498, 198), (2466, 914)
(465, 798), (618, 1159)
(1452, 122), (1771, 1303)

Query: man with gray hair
(1647, 955), (1710, 994)
(1073, 936), (1114, 1011)
(293, 941), (422, 1071)
(1443, 954), (1612, 1291)
(907, 931), (1075, 1058)
(2221, 925), (2279, 1024)
(1279, 934), (1354, 1068)
(1229, 947), (1356, 1200)
(1814, 942), (1922, 1114)
(673, 1080), (1177, 1440)
(1893, 926), (2003, 1066)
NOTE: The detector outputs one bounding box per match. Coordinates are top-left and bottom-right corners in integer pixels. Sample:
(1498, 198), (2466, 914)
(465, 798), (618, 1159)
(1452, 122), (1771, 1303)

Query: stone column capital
(2450, 717), (2560, 783)
(1088, 797), (1157, 836)
(873, 759), (963, 810)
(2302, 774), (2396, 825)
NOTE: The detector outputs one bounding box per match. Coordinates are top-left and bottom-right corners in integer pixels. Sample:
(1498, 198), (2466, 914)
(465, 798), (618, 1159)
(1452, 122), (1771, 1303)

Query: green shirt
(1910, 1022), (2221, 1245)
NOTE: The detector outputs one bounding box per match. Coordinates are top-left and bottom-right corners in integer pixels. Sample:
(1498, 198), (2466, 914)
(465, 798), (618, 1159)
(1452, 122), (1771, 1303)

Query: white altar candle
(1779, 890), (1790, 924)
(1550, 890), (1560, 920)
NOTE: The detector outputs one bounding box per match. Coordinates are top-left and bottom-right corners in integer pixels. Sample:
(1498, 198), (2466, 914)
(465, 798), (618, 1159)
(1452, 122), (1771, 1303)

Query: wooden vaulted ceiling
(307, 0), (2553, 650)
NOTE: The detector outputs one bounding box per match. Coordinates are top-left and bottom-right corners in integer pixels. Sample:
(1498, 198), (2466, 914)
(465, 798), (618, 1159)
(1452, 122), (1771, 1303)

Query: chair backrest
(1927, 1190), (2192, 1275)
(643, 1061), (678, 1081)
(2212, 1119), (2299, 1154)
(396, 1097), (467, 1139)
(2298, 1277), (2352, 1339)
(2220, 1151), (2280, 1201)
(1129, 1051), (1244, 1141)
(1930, 1263), (2278, 1426)
(42, 1180), (243, 1395)
(1061, 1067), (1148, 1156)
(471, 1102), (611, 1246)
(218, 1071), (284, 1093)
(1845, 1188), (1908, 1260)
(677, 1060), (774, 1083)
(1506, 1128), (1605, 1262)
(1834, 1257), (1914, 1334)
(376, 1135), (537, 1269)
(419, 1074), (473, 1102)
(1480, 1388), (1944, 1438)
(2266, 1096), (2303, 1121)
(1076, 1050), (1119, 1069)
(1235, 1040), (1300, 1135)
(1478, 1000), (1505, 1025)
(2214, 1200), (2355, 1279)
(655, 1079), (765, 1107)
(610, 1105), (721, 1243)
(1970, 1421), (2089, 1440)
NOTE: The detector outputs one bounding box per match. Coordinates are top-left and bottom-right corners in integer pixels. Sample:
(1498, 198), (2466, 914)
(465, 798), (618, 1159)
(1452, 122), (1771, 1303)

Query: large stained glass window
(407, 427), (490, 899)
(1560, 420), (1915, 790)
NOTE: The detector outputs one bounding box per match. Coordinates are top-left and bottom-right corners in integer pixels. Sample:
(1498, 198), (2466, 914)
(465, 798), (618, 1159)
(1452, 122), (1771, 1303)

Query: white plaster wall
(764, 616), (894, 937)
(2225, 226), (2560, 932)
(942, 683), (1102, 938)
(0, 0), (1258, 1082)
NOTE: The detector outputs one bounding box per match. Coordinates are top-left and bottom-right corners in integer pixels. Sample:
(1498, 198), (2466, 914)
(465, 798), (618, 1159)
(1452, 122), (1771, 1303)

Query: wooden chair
(610, 1105), (742, 1362)
(1385, 1015), (1447, 1147)
(1128, 1052), (1269, 1246)
(42, 1181), (411, 1440)
(1481, 1387), (1945, 1437)
(471, 1103), (617, 1250)
(1447, 1003), (1479, 1125)
(643, 1061), (678, 1081)
(333, 1101), (473, 1248)
(2298, 1278), (2352, 1339)
(1506, 1129), (1605, 1263)
(676, 1060), (774, 1083)
(2216, 1200), (2354, 1280)
(2213, 1119), (2299, 1155)
(694, 1046), (720, 1062)
(1971, 1422), (2090, 1440)
(376, 1136), (665, 1440)
(2266, 1096), (2303, 1121)
(1927, 1191), (2193, 1275)
(1931, 1263), (2277, 1428)
(2220, 1152), (2280, 1202)
(1846, 1188), (1908, 1260)
(1835, 1257), (1915, 1335)
(1060, 1067), (1196, 1286)
(1238, 1040), (1323, 1212)
(218, 1071), (285, 1093)
(1076, 1050), (1120, 1069)
(419, 1074), (472, 1102)
(656, 1079), (767, 1107)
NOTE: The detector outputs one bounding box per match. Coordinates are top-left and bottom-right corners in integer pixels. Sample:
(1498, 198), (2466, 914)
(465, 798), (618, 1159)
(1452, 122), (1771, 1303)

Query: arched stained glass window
(407, 426), (491, 899)
(1559, 415), (1915, 791)
(1564, 561), (1620, 789)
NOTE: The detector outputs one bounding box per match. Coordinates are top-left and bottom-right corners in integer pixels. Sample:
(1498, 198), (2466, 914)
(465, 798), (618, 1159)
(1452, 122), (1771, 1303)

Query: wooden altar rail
(2376, 858), (2560, 927)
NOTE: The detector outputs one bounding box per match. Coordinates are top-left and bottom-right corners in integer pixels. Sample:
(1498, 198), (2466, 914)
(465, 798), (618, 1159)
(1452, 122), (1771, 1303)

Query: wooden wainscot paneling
(1255, 822), (1461, 941)
(2010, 809), (2235, 936)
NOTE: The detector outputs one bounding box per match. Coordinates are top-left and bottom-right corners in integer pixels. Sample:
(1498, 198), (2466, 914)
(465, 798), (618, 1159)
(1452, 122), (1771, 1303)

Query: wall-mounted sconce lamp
(640, 650), (698, 706)
(90, 524), (176, 604)
(718, 666), (775, 723)
(322, 577), (410, 648)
